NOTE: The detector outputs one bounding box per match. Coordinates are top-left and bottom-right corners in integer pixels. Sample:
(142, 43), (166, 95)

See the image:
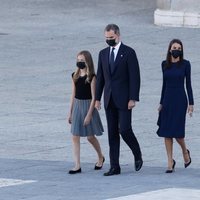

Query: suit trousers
(105, 96), (142, 168)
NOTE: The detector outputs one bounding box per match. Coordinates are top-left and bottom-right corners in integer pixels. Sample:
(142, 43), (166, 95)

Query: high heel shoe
(184, 149), (191, 168)
(68, 168), (81, 174)
(94, 157), (105, 170)
(165, 159), (176, 173)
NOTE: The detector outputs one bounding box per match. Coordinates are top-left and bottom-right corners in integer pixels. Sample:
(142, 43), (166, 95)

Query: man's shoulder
(121, 43), (135, 53)
(101, 46), (109, 52)
(99, 46), (109, 55)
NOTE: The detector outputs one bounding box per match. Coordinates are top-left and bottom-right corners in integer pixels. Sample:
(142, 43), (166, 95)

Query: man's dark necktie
(109, 47), (115, 73)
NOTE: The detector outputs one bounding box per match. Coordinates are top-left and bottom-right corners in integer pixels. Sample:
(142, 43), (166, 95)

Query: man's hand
(128, 100), (136, 110)
(95, 100), (101, 110)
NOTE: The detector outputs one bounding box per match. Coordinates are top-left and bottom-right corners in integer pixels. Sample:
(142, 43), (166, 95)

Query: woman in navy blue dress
(157, 39), (194, 173)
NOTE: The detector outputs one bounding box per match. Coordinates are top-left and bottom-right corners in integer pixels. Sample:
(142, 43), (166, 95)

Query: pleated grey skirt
(71, 98), (104, 137)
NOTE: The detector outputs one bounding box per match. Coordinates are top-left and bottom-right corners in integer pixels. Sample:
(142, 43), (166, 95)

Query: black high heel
(165, 159), (176, 173)
(68, 168), (81, 174)
(184, 149), (191, 168)
(94, 157), (105, 170)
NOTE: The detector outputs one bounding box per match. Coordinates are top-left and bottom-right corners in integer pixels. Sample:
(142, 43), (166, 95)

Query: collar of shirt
(109, 41), (121, 60)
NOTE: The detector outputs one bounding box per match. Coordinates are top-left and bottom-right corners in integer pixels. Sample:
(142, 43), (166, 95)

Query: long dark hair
(165, 39), (184, 68)
(73, 50), (95, 83)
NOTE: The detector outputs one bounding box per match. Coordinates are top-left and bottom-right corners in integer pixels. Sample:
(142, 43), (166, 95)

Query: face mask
(76, 62), (86, 69)
(106, 39), (117, 47)
(171, 50), (182, 59)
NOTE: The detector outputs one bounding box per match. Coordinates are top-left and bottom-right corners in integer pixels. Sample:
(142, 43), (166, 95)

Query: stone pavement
(0, 0), (199, 199)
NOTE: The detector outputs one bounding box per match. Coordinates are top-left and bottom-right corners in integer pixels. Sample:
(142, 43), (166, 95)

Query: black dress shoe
(165, 159), (176, 173)
(135, 158), (143, 171)
(68, 168), (81, 174)
(184, 149), (191, 168)
(104, 168), (121, 176)
(94, 157), (105, 170)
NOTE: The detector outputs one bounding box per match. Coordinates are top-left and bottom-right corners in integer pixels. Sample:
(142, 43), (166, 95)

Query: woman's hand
(158, 104), (162, 112)
(188, 105), (194, 117)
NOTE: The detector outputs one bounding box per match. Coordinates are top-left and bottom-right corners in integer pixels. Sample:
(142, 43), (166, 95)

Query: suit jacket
(96, 43), (140, 110)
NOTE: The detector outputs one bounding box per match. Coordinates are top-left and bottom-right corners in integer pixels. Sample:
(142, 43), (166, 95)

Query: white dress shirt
(109, 41), (121, 61)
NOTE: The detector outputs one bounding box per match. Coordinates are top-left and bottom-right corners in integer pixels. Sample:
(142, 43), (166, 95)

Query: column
(154, 0), (200, 28)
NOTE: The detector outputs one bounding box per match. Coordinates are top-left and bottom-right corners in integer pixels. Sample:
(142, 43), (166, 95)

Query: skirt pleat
(71, 98), (104, 137)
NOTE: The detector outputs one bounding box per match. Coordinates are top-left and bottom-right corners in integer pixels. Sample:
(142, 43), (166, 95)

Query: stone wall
(154, 0), (200, 28)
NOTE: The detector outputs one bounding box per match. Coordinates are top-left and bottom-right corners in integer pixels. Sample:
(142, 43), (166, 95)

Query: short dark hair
(104, 24), (120, 35)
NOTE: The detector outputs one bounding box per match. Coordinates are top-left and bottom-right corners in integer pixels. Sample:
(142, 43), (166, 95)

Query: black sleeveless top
(72, 73), (95, 100)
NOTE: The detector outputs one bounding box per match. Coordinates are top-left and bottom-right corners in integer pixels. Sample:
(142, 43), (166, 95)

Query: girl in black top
(68, 50), (104, 174)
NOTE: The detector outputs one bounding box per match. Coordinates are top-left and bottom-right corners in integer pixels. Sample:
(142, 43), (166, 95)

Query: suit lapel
(104, 47), (111, 75)
(112, 43), (125, 74)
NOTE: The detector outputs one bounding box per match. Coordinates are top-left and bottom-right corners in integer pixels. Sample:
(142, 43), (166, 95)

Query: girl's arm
(68, 79), (75, 124)
(83, 76), (96, 126)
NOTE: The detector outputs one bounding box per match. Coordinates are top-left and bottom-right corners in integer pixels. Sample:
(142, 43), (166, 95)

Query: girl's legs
(87, 136), (104, 166)
(165, 138), (174, 169)
(71, 135), (81, 170)
(175, 138), (190, 164)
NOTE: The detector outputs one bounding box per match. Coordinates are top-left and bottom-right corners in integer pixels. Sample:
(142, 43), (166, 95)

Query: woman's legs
(71, 135), (81, 170)
(87, 136), (104, 166)
(175, 138), (190, 164)
(165, 138), (174, 169)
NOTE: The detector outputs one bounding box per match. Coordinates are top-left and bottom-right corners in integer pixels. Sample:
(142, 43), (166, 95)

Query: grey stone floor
(0, 0), (199, 199)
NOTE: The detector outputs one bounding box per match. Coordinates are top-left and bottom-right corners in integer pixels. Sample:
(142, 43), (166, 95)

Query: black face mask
(106, 39), (117, 47)
(171, 50), (182, 59)
(76, 62), (86, 69)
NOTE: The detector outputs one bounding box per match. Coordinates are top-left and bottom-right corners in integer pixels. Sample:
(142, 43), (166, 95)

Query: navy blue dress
(157, 59), (194, 138)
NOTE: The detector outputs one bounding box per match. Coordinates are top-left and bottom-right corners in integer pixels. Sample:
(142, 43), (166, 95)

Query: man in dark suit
(95, 24), (143, 176)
